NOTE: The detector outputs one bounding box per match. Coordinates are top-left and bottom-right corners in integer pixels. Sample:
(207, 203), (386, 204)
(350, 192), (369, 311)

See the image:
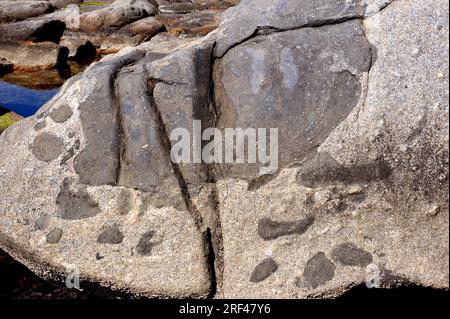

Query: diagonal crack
(216, 16), (366, 58)
(146, 76), (221, 297)
(204, 42), (224, 297)
(145, 78), (205, 230)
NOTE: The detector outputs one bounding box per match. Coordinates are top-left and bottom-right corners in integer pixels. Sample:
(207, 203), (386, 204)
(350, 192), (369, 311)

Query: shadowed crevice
(29, 20), (66, 44)
(146, 78), (204, 229)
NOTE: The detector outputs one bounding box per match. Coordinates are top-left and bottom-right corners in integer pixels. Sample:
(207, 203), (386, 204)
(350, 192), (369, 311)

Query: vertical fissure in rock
(146, 78), (204, 230)
(111, 56), (144, 185)
(204, 44), (225, 297)
(146, 76), (221, 296)
(208, 43), (220, 126)
(112, 67), (128, 186)
(206, 184), (224, 298)
(358, 22), (376, 120)
(204, 227), (217, 298)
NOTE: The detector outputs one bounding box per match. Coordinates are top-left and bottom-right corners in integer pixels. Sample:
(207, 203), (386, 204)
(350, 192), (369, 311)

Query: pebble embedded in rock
(46, 228), (63, 244)
(49, 105), (73, 123)
(257, 215), (315, 240)
(250, 258), (278, 283)
(33, 120), (46, 131)
(117, 191), (133, 215)
(56, 178), (101, 220)
(97, 225), (124, 245)
(331, 243), (373, 267)
(34, 214), (50, 231)
(347, 185), (364, 195)
(136, 230), (157, 256)
(380, 267), (412, 288)
(303, 252), (336, 289)
(297, 153), (392, 188)
(30, 133), (65, 162)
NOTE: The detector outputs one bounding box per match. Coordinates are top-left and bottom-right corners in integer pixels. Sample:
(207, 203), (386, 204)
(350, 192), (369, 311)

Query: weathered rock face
(0, 0), (448, 298)
(214, 20), (371, 179)
(0, 37), (212, 297)
(78, 0), (158, 33)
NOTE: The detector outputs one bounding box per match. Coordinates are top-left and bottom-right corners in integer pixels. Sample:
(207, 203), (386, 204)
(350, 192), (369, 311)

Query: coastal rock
(0, 57), (13, 76)
(216, 0), (448, 298)
(78, 0), (158, 33)
(0, 39), (211, 297)
(0, 41), (64, 70)
(0, 0), (230, 70)
(0, 0), (448, 298)
(213, 20), (371, 179)
(0, 1), (53, 23)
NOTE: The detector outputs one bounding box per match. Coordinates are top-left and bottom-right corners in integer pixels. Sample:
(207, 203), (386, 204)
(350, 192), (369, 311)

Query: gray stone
(30, 133), (65, 162)
(119, 16), (165, 36)
(214, 21), (371, 180)
(297, 152), (392, 188)
(97, 225), (124, 244)
(214, 0), (368, 57)
(79, 0), (158, 33)
(56, 178), (101, 220)
(46, 228), (63, 244)
(257, 215), (315, 241)
(73, 50), (145, 186)
(249, 258), (278, 283)
(33, 120), (47, 131)
(0, 24), (218, 300)
(34, 214), (50, 231)
(331, 243), (373, 267)
(49, 105), (73, 123)
(0, 41), (63, 70)
(0, 1), (53, 23)
(147, 42), (214, 187)
(116, 55), (178, 192)
(136, 230), (158, 256)
(0, 17), (66, 43)
(303, 252), (336, 289)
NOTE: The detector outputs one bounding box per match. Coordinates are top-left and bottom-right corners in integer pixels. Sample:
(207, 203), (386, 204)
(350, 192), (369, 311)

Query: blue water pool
(0, 80), (59, 117)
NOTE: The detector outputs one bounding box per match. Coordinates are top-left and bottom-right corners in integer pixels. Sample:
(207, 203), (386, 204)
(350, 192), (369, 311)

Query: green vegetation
(79, 1), (108, 7)
(0, 112), (18, 133)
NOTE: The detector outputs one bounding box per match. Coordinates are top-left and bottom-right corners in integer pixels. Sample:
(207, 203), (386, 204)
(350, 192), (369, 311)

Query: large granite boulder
(0, 0), (448, 298)
(0, 0), (54, 23)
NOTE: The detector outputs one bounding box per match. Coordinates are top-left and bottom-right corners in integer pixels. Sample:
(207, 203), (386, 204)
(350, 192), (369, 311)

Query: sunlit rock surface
(0, 0), (448, 298)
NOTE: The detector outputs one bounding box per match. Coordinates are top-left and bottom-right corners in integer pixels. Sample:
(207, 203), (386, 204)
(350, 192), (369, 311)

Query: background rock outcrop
(0, 0), (234, 71)
(0, 0), (448, 298)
